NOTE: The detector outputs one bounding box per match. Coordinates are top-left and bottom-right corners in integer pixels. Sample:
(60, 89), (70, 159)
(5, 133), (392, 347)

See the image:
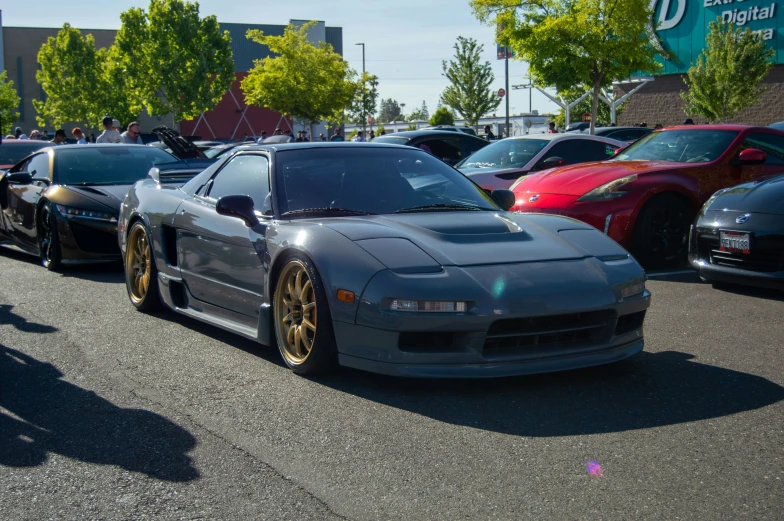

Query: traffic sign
(582, 112), (592, 122)
(498, 88), (506, 98)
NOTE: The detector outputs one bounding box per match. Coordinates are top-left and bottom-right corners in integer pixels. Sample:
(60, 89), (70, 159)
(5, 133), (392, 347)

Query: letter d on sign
(650, 0), (687, 30)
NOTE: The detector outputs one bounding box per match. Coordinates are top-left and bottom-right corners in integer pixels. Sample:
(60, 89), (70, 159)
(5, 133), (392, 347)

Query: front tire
(631, 194), (694, 269)
(125, 221), (161, 312)
(273, 256), (338, 375)
(38, 202), (62, 271)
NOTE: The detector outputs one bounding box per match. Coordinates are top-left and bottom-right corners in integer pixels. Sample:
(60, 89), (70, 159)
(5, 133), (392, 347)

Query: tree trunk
(591, 72), (602, 135)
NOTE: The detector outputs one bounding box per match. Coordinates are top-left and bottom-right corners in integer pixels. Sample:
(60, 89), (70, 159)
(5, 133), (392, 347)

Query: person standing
(330, 129), (344, 142)
(121, 121), (143, 144)
(351, 131), (366, 142)
(96, 116), (121, 143)
(319, 133), (326, 141)
(255, 130), (268, 143)
(72, 128), (88, 144)
(484, 125), (496, 140)
(368, 129), (376, 141)
(295, 131), (306, 142)
(14, 127), (28, 140)
(547, 122), (558, 134)
(52, 129), (67, 145)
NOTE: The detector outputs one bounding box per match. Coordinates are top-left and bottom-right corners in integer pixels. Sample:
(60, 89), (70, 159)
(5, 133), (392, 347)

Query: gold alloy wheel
(275, 260), (317, 365)
(126, 225), (151, 304)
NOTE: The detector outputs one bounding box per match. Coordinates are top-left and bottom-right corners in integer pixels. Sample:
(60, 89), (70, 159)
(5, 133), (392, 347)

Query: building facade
(2, 15), (343, 140)
(619, 0), (784, 125)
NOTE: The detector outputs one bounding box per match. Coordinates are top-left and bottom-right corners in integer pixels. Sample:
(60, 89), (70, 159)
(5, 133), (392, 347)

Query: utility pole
(505, 48), (510, 138)
(355, 42), (366, 136)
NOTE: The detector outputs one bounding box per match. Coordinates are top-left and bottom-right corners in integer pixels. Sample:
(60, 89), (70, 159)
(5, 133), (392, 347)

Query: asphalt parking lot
(0, 249), (782, 520)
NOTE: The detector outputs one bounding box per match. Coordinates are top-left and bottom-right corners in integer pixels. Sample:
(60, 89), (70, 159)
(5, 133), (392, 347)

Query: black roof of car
(372, 130), (486, 140)
(233, 142), (419, 152)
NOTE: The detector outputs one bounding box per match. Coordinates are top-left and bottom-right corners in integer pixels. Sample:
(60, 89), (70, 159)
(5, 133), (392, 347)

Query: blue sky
(1, 0), (560, 117)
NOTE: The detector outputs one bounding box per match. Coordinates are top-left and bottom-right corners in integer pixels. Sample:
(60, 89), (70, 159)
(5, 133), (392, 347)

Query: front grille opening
(615, 310), (646, 336)
(484, 310), (613, 353)
(398, 332), (455, 352)
(69, 222), (119, 254)
(698, 233), (784, 273)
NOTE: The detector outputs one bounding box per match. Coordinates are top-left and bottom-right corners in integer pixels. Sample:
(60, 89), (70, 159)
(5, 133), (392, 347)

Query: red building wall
(180, 72), (292, 140)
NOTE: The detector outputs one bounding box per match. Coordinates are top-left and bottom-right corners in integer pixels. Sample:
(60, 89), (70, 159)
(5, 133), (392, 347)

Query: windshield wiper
(395, 203), (491, 213)
(282, 207), (376, 217)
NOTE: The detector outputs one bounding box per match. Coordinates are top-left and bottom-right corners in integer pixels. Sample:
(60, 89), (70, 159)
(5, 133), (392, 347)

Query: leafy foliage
(429, 107), (456, 126)
(439, 37), (500, 129)
(471, 0), (660, 133)
(34, 24), (139, 129)
(0, 71), (21, 135)
(378, 98), (404, 123)
(241, 22), (357, 131)
(115, 0), (234, 123)
(681, 18), (775, 123)
(346, 72), (379, 126)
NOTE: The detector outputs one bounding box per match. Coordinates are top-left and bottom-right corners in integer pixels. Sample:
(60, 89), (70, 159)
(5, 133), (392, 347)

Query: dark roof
(372, 130), (485, 140)
(235, 142), (417, 152)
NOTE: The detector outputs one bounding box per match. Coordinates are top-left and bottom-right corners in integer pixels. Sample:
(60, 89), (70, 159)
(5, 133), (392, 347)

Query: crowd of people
(5, 115), (144, 146)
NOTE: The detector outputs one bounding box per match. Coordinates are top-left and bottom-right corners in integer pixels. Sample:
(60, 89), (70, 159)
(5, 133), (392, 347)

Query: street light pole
(355, 43), (366, 136)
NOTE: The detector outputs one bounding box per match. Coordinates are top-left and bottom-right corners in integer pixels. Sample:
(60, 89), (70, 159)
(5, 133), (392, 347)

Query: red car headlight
(576, 174), (637, 202)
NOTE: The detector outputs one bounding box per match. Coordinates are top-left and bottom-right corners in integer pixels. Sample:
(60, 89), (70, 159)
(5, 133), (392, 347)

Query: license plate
(719, 231), (751, 254)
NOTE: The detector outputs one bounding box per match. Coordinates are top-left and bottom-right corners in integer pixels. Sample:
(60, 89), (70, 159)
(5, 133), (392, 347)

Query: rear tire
(38, 202), (62, 271)
(273, 255), (338, 376)
(125, 221), (161, 312)
(631, 194), (694, 269)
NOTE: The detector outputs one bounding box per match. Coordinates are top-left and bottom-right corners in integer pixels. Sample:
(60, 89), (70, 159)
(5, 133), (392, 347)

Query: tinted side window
(740, 133), (784, 164)
(608, 129), (646, 142)
(207, 154), (270, 209)
(27, 153), (51, 179)
(463, 137), (488, 156)
(418, 139), (462, 165)
(541, 140), (614, 165)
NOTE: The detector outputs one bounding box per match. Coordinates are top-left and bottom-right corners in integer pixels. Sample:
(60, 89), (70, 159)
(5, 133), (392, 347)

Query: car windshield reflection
(612, 129), (739, 163)
(276, 148), (499, 216)
(456, 139), (548, 169)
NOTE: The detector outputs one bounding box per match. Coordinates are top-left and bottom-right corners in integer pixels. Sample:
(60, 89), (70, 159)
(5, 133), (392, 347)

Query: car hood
(711, 175), (784, 215)
(62, 184), (132, 212)
(512, 160), (696, 196)
(324, 212), (612, 266)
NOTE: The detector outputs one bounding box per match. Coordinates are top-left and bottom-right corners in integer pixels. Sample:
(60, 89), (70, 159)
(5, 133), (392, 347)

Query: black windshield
(0, 142), (50, 165)
(612, 129), (739, 163)
(275, 147), (498, 216)
(55, 146), (177, 185)
(456, 138), (548, 169)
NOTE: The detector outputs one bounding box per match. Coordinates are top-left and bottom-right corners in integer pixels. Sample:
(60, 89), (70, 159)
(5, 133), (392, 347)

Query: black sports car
(0, 144), (202, 270)
(689, 174), (784, 290)
(372, 130), (490, 166)
(119, 142), (650, 378)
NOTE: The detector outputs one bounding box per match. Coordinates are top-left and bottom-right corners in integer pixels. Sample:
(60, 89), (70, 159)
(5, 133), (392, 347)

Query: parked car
(510, 125), (784, 268)
(689, 174), (784, 290)
(372, 130), (490, 166)
(770, 121), (784, 131)
(421, 125), (478, 136)
(591, 126), (653, 143)
(0, 145), (206, 270)
(456, 134), (625, 191)
(204, 143), (243, 159)
(0, 140), (52, 172)
(119, 142), (650, 377)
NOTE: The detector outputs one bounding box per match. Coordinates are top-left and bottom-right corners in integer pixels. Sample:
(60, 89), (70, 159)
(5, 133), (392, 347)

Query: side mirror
(216, 195), (258, 227)
(491, 189), (516, 211)
(739, 148), (766, 165)
(5, 172), (33, 185)
(541, 156), (566, 168)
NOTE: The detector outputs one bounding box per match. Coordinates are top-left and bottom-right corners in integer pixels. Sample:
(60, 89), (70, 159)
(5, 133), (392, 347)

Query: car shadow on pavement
(0, 244), (124, 283)
(709, 282), (784, 302)
(0, 342), (199, 482)
(315, 351), (784, 437)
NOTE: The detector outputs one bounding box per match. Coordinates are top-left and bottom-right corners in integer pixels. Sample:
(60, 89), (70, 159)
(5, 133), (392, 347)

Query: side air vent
(162, 225), (178, 266)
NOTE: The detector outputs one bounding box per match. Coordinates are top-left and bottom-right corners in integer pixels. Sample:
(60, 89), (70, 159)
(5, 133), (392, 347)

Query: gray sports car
(119, 143), (651, 377)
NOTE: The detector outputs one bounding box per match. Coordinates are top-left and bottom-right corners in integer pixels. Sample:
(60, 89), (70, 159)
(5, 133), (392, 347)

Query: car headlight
(55, 204), (117, 222)
(577, 174), (637, 202)
(388, 299), (468, 312)
(701, 188), (727, 212)
(620, 280), (646, 299)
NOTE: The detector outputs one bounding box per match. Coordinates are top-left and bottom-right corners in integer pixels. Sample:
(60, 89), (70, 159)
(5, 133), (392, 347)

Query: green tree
(378, 98), (403, 123)
(429, 107), (455, 126)
(115, 0), (234, 127)
(407, 100), (429, 121)
(471, 0), (660, 133)
(241, 21), (357, 137)
(347, 72), (379, 128)
(681, 18), (775, 123)
(0, 71), (21, 136)
(440, 37), (500, 130)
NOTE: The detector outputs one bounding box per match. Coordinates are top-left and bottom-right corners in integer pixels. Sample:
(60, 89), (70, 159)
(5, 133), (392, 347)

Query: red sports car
(509, 125), (784, 267)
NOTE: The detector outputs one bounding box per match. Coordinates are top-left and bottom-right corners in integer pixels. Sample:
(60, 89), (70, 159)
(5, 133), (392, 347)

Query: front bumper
(512, 194), (636, 247)
(56, 213), (121, 261)
(332, 257), (650, 377)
